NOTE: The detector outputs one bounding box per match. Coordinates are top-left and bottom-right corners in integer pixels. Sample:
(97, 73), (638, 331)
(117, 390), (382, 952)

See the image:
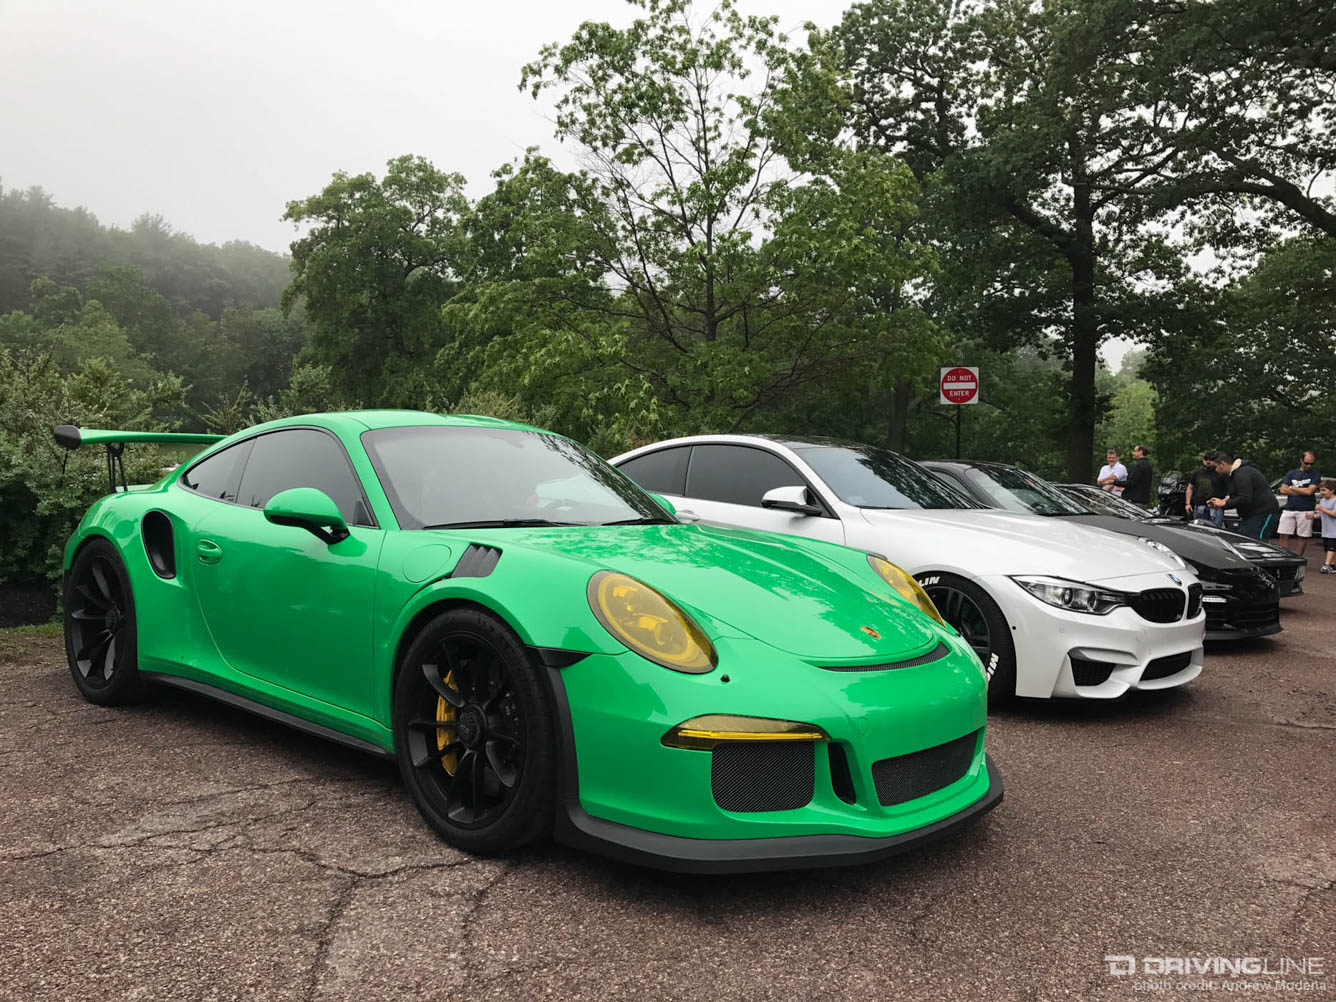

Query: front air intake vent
(871, 731), (978, 807)
(711, 743), (815, 812)
(1070, 658), (1116, 686)
(1142, 652), (1193, 681)
(449, 544), (501, 579)
(818, 641), (950, 673)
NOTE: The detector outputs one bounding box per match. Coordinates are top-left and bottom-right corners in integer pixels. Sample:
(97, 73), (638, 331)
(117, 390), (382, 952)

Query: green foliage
(0, 350), (188, 587)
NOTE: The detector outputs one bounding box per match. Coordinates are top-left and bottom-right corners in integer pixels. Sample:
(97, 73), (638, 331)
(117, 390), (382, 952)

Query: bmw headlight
(1137, 536), (1186, 569)
(587, 571), (716, 673)
(1010, 575), (1127, 615)
(867, 555), (947, 626)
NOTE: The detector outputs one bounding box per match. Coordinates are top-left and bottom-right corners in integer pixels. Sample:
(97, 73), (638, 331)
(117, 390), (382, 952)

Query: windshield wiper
(600, 516), (674, 525)
(421, 518), (583, 530)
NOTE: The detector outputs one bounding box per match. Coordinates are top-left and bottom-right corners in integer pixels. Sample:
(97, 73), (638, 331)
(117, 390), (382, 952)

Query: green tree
(282, 156), (470, 405)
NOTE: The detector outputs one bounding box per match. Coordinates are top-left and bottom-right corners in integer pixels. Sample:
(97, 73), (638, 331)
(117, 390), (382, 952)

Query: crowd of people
(1095, 447), (1336, 573)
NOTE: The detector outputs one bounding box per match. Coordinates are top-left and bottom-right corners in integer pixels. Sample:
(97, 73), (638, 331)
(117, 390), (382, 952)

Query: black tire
(393, 607), (556, 855)
(63, 537), (145, 706)
(916, 571), (1016, 707)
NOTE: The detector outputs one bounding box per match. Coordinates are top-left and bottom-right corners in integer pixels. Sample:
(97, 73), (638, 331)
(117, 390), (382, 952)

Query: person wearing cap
(1185, 451), (1226, 526)
(1209, 453), (1280, 539)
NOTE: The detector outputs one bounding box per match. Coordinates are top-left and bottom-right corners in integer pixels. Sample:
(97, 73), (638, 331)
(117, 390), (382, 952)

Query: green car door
(186, 427), (384, 714)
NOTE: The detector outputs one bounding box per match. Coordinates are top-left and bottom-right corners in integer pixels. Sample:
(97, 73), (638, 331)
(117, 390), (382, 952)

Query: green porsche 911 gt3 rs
(56, 411), (1002, 872)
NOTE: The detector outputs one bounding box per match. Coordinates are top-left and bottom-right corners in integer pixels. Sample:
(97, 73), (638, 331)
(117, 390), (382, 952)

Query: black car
(922, 461), (1282, 641)
(1058, 482), (1305, 599)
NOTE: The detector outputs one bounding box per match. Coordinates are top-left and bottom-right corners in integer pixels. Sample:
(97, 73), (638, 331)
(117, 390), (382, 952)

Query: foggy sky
(1, 0), (834, 253)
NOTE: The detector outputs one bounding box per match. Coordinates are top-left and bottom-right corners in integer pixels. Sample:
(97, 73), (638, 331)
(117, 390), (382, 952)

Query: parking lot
(2, 582), (1332, 1002)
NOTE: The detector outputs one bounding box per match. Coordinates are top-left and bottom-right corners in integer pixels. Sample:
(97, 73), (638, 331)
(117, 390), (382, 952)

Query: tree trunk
(886, 380), (912, 452)
(1066, 158), (1099, 484)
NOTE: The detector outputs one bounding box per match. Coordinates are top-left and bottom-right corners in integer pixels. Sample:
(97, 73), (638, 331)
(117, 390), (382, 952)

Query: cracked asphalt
(2, 576), (1333, 1002)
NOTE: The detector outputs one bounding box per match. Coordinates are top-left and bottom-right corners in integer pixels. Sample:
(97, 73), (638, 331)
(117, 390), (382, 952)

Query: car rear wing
(53, 425), (224, 494)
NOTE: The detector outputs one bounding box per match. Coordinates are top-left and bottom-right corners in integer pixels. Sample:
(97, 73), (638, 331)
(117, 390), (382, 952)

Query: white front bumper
(986, 574), (1206, 700)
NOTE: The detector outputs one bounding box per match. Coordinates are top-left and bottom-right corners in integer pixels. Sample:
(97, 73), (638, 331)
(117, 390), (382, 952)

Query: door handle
(196, 539), (223, 564)
(676, 509), (702, 523)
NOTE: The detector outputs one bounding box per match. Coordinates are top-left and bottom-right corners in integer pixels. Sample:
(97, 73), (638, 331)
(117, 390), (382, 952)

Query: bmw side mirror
(761, 485), (823, 517)
(263, 487), (350, 544)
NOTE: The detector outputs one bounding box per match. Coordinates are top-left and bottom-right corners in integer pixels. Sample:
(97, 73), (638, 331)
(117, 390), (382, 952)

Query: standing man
(1097, 449), (1128, 495)
(1210, 453), (1281, 539)
(1278, 450), (1321, 556)
(1185, 452), (1226, 526)
(1123, 444), (1154, 507)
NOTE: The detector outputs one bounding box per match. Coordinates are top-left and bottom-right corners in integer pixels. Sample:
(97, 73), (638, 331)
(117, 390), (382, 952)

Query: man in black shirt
(1210, 453), (1281, 539)
(1123, 444), (1153, 506)
(1185, 451), (1226, 526)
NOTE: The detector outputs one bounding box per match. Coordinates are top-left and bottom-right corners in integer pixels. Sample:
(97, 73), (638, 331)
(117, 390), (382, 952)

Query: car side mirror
(761, 485), (823, 516)
(263, 487), (350, 544)
(648, 492), (677, 515)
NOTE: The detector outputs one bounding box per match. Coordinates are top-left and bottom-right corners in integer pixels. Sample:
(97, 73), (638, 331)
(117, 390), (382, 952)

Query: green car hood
(451, 522), (939, 661)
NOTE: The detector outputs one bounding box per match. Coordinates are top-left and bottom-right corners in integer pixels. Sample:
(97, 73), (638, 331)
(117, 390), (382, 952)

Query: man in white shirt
(1097, 449), (1128, 495)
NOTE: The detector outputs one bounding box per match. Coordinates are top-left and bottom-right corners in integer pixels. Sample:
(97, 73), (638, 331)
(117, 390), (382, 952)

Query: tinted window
(617, 447), (691, 495)
(685, 445), (807, 507)
(236, 430), (370, 525)
(963, 466), (1086, 517)
(361, 426), (665, 530)
(180, 443), (247, 502)
(796, 445), (978, 510)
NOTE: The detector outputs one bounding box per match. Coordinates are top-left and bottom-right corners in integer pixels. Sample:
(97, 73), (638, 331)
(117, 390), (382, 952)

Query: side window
(685, 445), (807, 507)
(236, 430), (371, 526)
(180, 442), (247, 502)
(616, 446), (691, 495)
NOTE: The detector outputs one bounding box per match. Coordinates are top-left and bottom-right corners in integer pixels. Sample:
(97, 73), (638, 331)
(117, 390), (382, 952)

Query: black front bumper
(555, 757), (1004, 875)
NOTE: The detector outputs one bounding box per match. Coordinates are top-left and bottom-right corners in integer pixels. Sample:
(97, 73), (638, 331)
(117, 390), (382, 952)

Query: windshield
(796, 445), (980, 510)
(1057, 485), (1152, 520)
(361, 425), (668, 529)
(963, 466), (1088, 516)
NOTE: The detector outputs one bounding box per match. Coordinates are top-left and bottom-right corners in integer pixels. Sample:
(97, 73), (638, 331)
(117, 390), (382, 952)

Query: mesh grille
(1131, 588), (1186, 623)
(818, 641), (949, 673)
(1071, 658), (1116, 686)
(871, 731), (978, 807)
(1142, 651), (1193, 680)
(711, 743), (815, 813)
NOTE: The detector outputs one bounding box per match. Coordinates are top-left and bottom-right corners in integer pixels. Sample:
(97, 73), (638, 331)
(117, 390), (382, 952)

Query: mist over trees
(2, 0), (1333, 593)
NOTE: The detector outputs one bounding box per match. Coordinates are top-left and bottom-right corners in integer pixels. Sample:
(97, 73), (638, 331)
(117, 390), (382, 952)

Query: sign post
(939, 366), (979, 459)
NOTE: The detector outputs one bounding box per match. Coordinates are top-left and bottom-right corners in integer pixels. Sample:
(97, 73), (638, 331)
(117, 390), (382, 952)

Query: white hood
(856, 508), (1184, 584)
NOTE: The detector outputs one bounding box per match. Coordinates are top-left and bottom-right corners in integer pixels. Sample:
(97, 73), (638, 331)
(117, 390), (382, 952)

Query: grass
(0, 622), (61, 639)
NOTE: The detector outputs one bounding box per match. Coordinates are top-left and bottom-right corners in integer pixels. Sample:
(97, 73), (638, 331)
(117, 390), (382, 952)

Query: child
(1313, 480), (1336, 573)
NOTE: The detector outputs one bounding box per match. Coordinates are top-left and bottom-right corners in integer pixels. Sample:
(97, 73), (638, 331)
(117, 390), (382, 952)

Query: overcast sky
(0, 0), (834, 252)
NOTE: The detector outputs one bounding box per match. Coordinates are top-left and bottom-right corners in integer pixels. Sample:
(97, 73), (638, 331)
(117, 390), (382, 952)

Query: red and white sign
(939, 366), (979, 406)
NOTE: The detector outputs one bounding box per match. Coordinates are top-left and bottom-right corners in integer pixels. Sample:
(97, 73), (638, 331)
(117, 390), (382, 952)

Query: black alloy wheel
(63, 538), (143, 705)
(917, 572), (1017, 707)
(394, 608), (556, 853)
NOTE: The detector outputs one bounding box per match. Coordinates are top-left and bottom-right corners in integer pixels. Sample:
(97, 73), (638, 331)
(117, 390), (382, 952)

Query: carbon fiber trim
(871, 731), (978, 807)
(817, 641), (950, 673)
(449, 544), (501, 578)
(711, 743), (815, 812)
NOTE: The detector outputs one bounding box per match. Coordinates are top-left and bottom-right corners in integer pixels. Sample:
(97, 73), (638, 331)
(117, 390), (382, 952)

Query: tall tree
(832, 0), (1191, 481)
(282, 156), (470, 405)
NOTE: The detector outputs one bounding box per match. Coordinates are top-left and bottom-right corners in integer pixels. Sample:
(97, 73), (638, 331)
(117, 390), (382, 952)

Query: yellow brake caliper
(435, 669), (459, 776)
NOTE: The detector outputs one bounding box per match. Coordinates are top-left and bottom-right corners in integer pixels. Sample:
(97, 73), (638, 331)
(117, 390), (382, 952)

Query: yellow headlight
(662, 714), (828, 751)
(867, 555), (946, 626)
(588, 571), (716, 673)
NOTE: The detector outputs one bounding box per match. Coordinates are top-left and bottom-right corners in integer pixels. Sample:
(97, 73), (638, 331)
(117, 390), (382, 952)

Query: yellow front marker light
(588, 570), (716, 673)
(662, 714), (829, 751)
(868, 555), (946, 627)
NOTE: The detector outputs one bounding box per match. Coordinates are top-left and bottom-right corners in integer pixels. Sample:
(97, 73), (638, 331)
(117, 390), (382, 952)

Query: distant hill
(0, 183), (290, 318)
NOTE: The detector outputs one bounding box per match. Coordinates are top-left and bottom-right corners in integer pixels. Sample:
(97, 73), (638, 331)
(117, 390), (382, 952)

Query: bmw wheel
(917, 572), (1016, 707)
(394, 608), (557, 854)
(63, 538), (144, 706)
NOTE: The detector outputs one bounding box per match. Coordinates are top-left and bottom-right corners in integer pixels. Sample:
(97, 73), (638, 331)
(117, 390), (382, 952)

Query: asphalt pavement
(2, 572), (1333, 1001)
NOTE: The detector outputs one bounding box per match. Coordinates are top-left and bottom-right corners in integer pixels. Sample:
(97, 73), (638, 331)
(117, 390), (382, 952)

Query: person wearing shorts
(1279, 450), (1320, 556)
(1313, 480), (1336, 574)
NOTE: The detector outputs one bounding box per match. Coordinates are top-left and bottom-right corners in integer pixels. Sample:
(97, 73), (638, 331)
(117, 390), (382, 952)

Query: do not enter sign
(939, 366), (979, 405)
